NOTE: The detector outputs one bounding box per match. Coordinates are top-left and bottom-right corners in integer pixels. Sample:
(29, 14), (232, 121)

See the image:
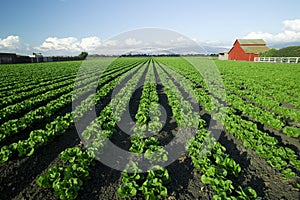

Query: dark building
(0, 53), (17, 64)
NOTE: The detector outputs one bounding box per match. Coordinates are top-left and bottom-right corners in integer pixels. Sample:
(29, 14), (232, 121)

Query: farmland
(0, 57), (299, 200)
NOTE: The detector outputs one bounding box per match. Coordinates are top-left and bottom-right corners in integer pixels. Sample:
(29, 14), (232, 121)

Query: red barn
(228, 39), (269, 61)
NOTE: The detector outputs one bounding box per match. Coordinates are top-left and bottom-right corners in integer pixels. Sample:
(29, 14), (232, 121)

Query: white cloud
(34, 36), (102, 55)
(36, 37), (80, 51)
(283, 19), (300, 32)
(80, 36), (101, 51)
(0, 35), (102, 56)
(193, 39), (232, 50)
(175, 36), (187, 42)
(170, 36), (192, 45)
(103, 40), (118, 47)
(202, 40), (224, 45)
(125, 38), (142, 46)
(0, 35), (20, 49)
(244, 19), (300, 44)
(152, 36), (194, 48)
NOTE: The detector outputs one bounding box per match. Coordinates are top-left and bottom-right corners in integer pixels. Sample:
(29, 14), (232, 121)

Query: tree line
(260, 46), (300, 57)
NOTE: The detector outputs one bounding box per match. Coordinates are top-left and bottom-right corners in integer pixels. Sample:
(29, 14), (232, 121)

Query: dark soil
(219, 129), (300, 200)
(0, 127), (80, 200)
(2, 121), (299, 200)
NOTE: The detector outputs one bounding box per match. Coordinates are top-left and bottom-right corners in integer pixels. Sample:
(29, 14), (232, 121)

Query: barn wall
(228, 41), (257, 61)
(247, 53), (258, 61)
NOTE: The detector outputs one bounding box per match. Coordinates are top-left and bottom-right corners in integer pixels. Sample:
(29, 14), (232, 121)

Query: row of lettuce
(157, 57), (300, 182)
(36, 59), (148, 199)
(0, 58), (146, 161)
(0, 61), (82, 91)
(215, 60), (300, 109)
(1, 57), (299, 199)
(157, 61), (258, 199)
(35, 59), (258, 199)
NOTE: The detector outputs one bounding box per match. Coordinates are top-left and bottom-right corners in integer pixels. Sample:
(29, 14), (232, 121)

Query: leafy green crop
(36, 148), (93, 200)
(118, 163), (170, 199)
(283, 126), (300, 137)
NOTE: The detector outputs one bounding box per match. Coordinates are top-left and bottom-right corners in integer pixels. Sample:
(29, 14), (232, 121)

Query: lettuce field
(0, 57), (299, 200)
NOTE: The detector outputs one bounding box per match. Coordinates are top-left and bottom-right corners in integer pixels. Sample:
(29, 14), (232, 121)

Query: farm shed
(228, 39), (269, 61)
(218, 52), (228, 60)
(0, 53), (17, 64)
(0, 53), (33, 64)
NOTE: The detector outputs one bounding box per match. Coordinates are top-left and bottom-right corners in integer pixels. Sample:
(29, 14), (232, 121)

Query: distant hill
(260, 46), (300, 57)
(269, 42), (300, 49)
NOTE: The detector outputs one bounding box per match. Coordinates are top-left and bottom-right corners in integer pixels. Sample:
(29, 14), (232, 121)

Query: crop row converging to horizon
(0, 57), (299, 200)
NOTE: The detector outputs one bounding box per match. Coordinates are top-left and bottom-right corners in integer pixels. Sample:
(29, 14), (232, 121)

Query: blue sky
(0, 0), (300, 55)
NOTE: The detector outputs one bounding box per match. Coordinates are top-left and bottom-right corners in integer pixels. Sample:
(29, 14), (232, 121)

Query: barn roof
(241, 46), (270, 54)
(237, 39), (266, 45)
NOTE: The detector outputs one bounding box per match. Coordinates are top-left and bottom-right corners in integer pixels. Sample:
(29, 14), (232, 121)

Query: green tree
(260, 46), (300, 57)
(260, 48), (277, 57)
(79, 52), (88, 59)
(276, 46), (300, 57)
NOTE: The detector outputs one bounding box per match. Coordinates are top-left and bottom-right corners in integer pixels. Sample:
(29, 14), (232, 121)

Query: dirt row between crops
(0, 63), (299, 199)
